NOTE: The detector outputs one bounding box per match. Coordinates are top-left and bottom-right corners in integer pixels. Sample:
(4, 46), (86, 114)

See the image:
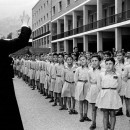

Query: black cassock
(0, 27), (31, 130)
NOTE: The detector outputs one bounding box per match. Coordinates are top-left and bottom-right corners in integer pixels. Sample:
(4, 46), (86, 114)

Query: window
(44, 16), (45, 20)
(47, 13), (48, 18)
(44, 3), (46, 8)
(58, 1), (62, 12)
(67, 0), (70, 6)
(109, 6), (115, 15)
(52, 6), (55, 15)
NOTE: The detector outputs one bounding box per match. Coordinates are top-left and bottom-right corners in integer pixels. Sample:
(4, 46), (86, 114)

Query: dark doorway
(68, 40), (73, 53)
(103, 38), (115, 51)
(122, 35), (130, 52)
(77, 43), (83, 53)
(88, 41), (97, 52)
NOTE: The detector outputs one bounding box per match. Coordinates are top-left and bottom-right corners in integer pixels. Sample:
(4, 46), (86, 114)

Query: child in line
(53, 53), (65, 109)
(61, 55), (78, 114)
(96, 58), (122, 130)
(74, 55), (91, 122)
(35, 60), (40, 91)
(39, 56), (44, 94)
(123, 54), (130, 118)
(115, 51), (125, 116)
(86, 54), (101, 129)
(49, 53), (58, 102)
(44, 54), (52, 99)
(30, 55), (36, 90)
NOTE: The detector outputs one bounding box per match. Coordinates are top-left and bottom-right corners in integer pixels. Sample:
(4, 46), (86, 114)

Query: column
(115, 28), (122, 51)
(83, 5), (89, 25)
(97, 0), (102, 28)
(50, 40), (53, 53)
(49, 35), (51, 48)
(73, 38), (77, 49)
(73, 11), (77, 29)
(64, 40), (68, 53)
(115, 0), (122, 14)
(115, 0), (122, 23)
(97, 32), (103, 52)
(64, 15), (68, 32)
(57, 42), (60, 53)
(83, 35), (89, 52)
(57, 20), (61, 34)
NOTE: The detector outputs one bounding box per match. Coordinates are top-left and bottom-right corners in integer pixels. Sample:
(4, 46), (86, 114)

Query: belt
(57, 75), (61, 77)
(78, 80), (88, 83)
(90, 82), (97, 84)
(65, 80), (74, 84)
(102, 88), (116, 90)
(78, 80), (88, 96)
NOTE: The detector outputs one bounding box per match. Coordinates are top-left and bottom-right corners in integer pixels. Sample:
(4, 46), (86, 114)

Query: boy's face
(67, 57), (73, 65)
(53, 55), (58, 62)
(104, 54), (110, 60)
(86, 53), (90, 59)
(72, 55), (76, 60)
(91, 57), (100, 68)
(58, 55), (64, 63)
(49, 55), (53, 62)
(98, 52), (103, 58)
(105, 60), (114, 71)
(80, 57), (87, 66)
(117, 53), (123, 61)
(64, 55), (68, 60)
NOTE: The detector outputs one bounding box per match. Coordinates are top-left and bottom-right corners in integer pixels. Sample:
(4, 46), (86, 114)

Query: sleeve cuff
(21, 24), (29, 28)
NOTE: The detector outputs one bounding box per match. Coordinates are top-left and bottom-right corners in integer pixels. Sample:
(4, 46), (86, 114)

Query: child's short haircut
(67, 55), (73, 60)
(105, 57), (115, 65)
(116, 51), (125, 56)
(79, 54), (87, 60)
(58, 53), (64, 58)
(104, 51), (112, 57)
(53, 53), (58, 56)
(91, 54), (102, 61)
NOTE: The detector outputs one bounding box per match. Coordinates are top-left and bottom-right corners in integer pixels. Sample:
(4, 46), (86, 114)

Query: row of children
(12, 50), (130, 130)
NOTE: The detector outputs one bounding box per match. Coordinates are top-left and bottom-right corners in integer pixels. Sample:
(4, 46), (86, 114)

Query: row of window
(33, 0), (49, 18)
(33, 24), (50, 38)
(33, 36), (50, 48)
(52, 0), (78, 16)
(33, 13), (49, 28)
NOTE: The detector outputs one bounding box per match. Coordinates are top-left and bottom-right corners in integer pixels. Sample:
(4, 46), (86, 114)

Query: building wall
(32, 0), (51, 48)
(51, 0), (130, 53)
(32, 0), (130, 53)
(52, 0), (87, 20)
(32, 0), (51, 30)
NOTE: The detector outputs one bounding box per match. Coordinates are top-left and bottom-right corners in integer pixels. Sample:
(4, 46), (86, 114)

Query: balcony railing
(52, 10), (130, 41)
(33, 31), (50, 40)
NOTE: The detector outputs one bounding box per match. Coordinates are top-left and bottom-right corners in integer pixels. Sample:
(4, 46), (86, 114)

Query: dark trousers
(1, 79), (24, 130)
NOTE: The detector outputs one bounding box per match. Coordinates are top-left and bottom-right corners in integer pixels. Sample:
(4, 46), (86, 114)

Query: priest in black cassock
(0, 12), (31, 130)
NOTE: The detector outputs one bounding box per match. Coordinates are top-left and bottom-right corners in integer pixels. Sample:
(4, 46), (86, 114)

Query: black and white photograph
(0, 0), (130, 130)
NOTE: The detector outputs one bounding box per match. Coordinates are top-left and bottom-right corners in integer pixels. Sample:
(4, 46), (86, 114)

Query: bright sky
(0, 0), (39, 23)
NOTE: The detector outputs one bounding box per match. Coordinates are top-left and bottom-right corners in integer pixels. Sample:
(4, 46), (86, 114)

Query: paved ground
(13, 77), (130, 130)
